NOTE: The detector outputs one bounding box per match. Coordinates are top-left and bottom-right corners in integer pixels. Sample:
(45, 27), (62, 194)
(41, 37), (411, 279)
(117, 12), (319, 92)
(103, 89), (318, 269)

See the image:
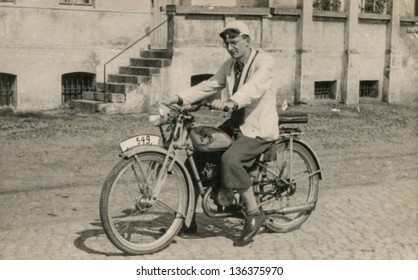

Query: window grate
(59, 0), (94, 6)
(360, 0), (388, 14)
(359, 80), (379, 98)
(61, 72), (95, 103)
(313, 0), (342, 12)
(416, 0), (418, 16)
(0, 73), (16, 107)
(314, 81), (336, 99)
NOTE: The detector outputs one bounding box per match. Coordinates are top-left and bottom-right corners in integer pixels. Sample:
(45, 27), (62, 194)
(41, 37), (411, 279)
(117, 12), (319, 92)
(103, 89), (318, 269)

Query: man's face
(223, 35), (250, 60)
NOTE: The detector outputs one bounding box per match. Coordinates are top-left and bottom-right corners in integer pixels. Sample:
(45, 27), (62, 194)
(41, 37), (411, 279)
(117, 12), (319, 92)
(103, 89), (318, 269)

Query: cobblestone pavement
(0, 103), (417, 260)
(0, 166), (416, 260)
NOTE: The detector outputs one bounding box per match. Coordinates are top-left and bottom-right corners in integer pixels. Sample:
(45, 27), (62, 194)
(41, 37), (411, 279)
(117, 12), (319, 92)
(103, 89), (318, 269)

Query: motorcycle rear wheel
(99, 152), (188, 255)
(260, 141), (320, 233)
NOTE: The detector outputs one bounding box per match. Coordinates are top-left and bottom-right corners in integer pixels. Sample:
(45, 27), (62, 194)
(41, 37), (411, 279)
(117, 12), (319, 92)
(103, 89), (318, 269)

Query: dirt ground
(0, 99), (417, 234)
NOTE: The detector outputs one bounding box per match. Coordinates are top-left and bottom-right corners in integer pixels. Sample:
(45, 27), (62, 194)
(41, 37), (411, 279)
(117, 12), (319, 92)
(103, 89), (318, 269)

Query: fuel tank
(189, 126), (232, 152)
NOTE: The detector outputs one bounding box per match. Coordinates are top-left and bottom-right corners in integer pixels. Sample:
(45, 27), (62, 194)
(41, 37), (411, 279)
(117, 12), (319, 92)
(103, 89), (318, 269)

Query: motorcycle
(99, 103), (322, 255)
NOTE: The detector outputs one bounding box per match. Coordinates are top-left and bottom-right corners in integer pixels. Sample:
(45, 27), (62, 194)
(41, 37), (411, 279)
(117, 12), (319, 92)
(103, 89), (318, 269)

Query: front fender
(120, 145), (196, 228)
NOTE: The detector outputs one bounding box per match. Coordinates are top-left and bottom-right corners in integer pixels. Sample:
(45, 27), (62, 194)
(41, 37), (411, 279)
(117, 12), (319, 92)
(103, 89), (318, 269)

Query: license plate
(119, 134), (160, 152)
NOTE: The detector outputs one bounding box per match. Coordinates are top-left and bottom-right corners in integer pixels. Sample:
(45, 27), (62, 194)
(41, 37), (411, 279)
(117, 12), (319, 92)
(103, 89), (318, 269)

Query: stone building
(0, 0), (417, 112)
(0, 0), (150, 111)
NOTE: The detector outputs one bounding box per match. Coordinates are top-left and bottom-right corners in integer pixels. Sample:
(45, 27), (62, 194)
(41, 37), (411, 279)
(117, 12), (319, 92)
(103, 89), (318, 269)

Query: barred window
(359, 0), (388, 14)
(59, 0), (94, 6)
(313, 0), (342, 12)
(359, 80), (379, 98)
(415, 0), (418, 16)
(0, 73), (17, 107)
(314, 81), (337, 100)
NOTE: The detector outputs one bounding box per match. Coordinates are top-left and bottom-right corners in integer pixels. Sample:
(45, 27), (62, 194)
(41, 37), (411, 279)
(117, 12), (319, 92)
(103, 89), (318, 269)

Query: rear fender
(120, 146), (195, 228)
(277, 138), (323, 180)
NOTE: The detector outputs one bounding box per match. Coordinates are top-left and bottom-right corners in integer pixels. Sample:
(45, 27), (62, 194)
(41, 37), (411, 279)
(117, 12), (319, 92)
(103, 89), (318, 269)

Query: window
(62, 72), (96, 103)
(0, 73), (17, 107)
(359, 80), (379, 98)
(313, 0), (342, 12)
(416, 0), (418, 16)
(359, 0), (388, 14)
(314, 81), (337, 99)
(59, 0), (94, 6)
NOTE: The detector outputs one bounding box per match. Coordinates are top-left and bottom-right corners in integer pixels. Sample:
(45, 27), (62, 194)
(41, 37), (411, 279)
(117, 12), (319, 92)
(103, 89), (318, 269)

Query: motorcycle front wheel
(100, 152), (188, 255)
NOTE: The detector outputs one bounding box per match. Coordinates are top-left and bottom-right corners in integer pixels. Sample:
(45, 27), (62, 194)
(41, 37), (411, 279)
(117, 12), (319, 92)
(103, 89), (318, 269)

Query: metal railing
(103, 19), (168, 96)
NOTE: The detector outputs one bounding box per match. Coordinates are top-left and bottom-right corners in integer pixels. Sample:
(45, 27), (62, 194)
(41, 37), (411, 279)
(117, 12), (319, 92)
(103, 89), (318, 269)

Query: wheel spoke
(155, 199), (185, 218)
(99, 152), (189, 255)
(260, 141), (319, 233)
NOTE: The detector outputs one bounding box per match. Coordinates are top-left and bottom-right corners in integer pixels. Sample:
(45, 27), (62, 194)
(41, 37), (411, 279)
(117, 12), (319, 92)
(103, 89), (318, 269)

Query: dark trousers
(221, 134), (272, 190)
(191, 119), (272, 191)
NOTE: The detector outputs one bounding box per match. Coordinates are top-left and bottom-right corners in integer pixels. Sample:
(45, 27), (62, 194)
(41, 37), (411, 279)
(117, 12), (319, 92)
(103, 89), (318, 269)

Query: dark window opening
(360, 0), (388, 14)
(359, 80), (379, 98)
(415, 0), (418, 16)
(61, 72), (95, 103)
(313, 0), (342, 12)
(191, 74), (213, 86)
(314, 81), (336, 99)
(0, 73), (17, 107)
(59, 0), (94, 6)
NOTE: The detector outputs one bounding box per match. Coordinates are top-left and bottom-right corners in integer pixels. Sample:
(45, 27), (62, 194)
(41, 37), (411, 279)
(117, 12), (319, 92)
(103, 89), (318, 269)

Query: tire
(99, 152), (189, 255)
(260, 141), (320, 233)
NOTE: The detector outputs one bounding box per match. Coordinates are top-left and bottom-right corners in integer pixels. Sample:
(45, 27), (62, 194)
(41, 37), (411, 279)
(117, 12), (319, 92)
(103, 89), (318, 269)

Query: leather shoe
(224, 204), (245, 219)
(235, 212), (265, 245)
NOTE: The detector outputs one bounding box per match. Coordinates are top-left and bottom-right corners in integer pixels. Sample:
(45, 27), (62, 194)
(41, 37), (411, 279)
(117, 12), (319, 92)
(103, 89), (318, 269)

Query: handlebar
(164, 102), (231, 113)
(202, 103), (231, 112)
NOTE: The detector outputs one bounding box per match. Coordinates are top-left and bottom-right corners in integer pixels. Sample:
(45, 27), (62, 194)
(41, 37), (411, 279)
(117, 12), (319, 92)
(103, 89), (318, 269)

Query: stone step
(82, 91), (125, 103)
(140, 49), (174, 59)
(130, 58), (172, 68)
(96, 82), (138, 93)
(69, 99), (114, 113)
(119, 66), (160, 76)
(107, 74), (151, 84)
(69, 98), (146, 114)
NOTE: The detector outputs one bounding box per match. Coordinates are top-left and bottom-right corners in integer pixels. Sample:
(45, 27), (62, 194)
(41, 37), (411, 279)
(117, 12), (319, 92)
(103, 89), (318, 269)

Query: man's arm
(229, 54), (276, 109)
(172, 60), (231, 105)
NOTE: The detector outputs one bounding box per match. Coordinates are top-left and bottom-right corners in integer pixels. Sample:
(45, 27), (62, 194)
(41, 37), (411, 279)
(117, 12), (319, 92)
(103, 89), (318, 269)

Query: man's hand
(168, 95), (183, 105)
(210, 99), (237, 111)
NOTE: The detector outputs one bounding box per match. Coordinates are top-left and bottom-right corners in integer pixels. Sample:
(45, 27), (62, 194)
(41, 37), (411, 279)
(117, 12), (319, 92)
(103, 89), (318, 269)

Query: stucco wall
(399, 27), (418, 103)
(311, 20), (345, 99)
(166, 1), (417, 106)
(0, 1), (150, 110)
(356, 22), (388, 98)
(399, 0), (418, 103)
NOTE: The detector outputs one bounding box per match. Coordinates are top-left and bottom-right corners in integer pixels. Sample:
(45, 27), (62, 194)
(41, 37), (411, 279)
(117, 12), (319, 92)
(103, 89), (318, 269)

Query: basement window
(314, 81), (336, 99)
(359, 80), (379, 98)
(62, 72), (96, 103)
(59, 0), (94, 6)
(0, 73), (17, 107)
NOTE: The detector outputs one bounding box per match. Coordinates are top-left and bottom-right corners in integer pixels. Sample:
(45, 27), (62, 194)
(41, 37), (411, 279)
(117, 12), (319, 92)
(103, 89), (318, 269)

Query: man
(170, 21), (279, 245)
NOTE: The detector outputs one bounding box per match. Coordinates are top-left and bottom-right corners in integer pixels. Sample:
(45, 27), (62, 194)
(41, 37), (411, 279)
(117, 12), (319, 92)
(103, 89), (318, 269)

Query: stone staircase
(70, 49), (173, 114)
